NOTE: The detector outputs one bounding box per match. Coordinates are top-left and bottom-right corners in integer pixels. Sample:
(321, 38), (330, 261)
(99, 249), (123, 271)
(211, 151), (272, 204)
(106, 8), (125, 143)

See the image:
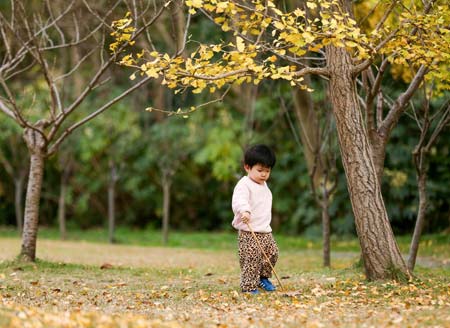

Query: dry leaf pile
(1, 239), (449, 327)
(1, 267), (449, 328)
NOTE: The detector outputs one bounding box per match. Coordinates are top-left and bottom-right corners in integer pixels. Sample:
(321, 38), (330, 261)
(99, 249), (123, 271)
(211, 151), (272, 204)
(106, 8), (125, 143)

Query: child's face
(244, 164), (271, 185)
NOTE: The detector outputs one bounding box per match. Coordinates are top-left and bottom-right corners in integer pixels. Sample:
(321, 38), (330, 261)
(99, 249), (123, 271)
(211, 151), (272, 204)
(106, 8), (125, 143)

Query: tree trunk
(20, 127), (46, 261)
(169, 0), (187, 55)
(108, 160), (118, 244)
(292, 79), (324, 187)
(242, 84), (258, 143)
(57, 152), (73, 240)
(408, 159), (428, 271)
(321, 182), (331, 267)
(0, 147), (27, 233)
(326, 46), (408, 280)
(162, 173), (171, 246)
(58, 176), (67, 240)
(368, 131), (388, 185)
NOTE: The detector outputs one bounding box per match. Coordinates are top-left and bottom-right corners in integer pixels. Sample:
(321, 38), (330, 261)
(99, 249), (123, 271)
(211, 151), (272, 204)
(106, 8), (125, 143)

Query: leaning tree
(111, 0), (449, 279)
(0, 0), (173, 261)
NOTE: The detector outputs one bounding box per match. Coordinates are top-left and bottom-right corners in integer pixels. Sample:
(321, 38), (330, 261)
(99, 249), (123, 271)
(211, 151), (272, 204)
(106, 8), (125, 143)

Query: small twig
(245, 223), (284, 291)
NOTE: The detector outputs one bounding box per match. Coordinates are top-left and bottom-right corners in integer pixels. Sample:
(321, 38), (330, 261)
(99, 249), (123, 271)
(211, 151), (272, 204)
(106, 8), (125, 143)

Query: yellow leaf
(294, 9), (305, 17)
(120, 33), (131, 41)
(202, 50), (214, 60)
(273, 21), (285, 30)
(186, 0), (203, 8)
(212, 45), (222, 52)
(216, 1), (229, 12)
(306, 1), (317, 9)
(236, 36), (245, 52)
(221, 21), (231, 32)
(145, 67), (159, 78)
(302, 32), (315, 43)
(214, 17), (225, 24)
(109, 42), (119, 52)
(345, 41), (358, 48)
(204, 3), (215, 11)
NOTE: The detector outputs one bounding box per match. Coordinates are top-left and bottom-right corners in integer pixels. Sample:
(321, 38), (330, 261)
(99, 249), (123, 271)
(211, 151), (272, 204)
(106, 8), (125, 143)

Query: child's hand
(241, 211), (251, 224)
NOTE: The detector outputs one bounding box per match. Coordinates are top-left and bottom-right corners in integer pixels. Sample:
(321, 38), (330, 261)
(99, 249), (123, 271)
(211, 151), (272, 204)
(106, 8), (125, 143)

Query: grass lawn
(0, 226), (449, 256)
(0, 228), (449, 327)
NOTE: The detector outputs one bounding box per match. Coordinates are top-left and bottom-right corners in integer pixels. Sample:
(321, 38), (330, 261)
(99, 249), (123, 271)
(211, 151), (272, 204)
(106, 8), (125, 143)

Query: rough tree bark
(326, 45), (409, 280)
(20, 124), (47, 261)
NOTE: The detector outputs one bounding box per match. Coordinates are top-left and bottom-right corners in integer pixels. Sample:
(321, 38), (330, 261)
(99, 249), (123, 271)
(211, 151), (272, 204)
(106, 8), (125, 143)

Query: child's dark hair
(244, 144), (276, 168)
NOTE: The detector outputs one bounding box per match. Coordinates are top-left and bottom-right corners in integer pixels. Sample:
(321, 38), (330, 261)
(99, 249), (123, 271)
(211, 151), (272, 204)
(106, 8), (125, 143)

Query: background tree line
(1, 75), (449, 235)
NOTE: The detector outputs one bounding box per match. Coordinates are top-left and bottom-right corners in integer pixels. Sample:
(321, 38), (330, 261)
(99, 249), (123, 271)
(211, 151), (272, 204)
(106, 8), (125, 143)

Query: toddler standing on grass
(231, 144), (279, 294)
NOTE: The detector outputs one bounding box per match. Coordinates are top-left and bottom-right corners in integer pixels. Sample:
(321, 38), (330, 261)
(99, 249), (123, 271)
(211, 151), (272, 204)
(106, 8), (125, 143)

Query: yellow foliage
(385, 169), (408, 189)
(235, 36), (245, 52)
(185, 0), (203, 8)
(109, 0), (450, 96)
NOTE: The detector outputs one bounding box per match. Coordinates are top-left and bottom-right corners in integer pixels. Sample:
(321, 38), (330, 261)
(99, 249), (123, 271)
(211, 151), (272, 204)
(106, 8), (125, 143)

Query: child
(232, 144), (278, 294)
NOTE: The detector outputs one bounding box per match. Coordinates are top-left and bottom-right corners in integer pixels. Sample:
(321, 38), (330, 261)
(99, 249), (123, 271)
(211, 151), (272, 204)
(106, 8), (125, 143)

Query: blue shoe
(243, 289), (259, 295)
(259, 277), (276, 291)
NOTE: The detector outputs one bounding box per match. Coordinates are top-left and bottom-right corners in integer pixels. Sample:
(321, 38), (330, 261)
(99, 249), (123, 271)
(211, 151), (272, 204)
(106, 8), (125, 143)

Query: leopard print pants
(238, 230), (279, 291)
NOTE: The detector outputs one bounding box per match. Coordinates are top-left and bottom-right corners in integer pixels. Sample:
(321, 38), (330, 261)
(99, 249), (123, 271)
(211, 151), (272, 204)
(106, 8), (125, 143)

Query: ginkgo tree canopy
(111, 0), (450, 103)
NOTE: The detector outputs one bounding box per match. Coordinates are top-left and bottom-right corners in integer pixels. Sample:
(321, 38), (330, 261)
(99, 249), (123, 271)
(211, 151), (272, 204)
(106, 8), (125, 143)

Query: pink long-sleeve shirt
(231, 176), (273, 233)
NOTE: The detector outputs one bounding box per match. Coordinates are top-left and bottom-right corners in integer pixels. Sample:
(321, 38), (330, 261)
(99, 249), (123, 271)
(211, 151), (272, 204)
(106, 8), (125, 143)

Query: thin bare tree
(0, 0), (172, 261)
(408, 96), (450, 271)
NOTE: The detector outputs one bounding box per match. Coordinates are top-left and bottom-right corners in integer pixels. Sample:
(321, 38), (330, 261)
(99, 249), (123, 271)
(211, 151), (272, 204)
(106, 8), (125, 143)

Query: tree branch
(0, 98), (17, 121)
(426, 102), (450, 149)
(180, 68), (250, 80)
(47, 2), (169, 142)
(294, 66), (330, 78)
(374, 0), (398, 33)
(47, 76), (152, 156)
(54, 47), (98, 82)
(176, 12), (191, 57)
(82, 0), (122, 31)
(0, 77), (30, 127)
(379, 65), (429, 136)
